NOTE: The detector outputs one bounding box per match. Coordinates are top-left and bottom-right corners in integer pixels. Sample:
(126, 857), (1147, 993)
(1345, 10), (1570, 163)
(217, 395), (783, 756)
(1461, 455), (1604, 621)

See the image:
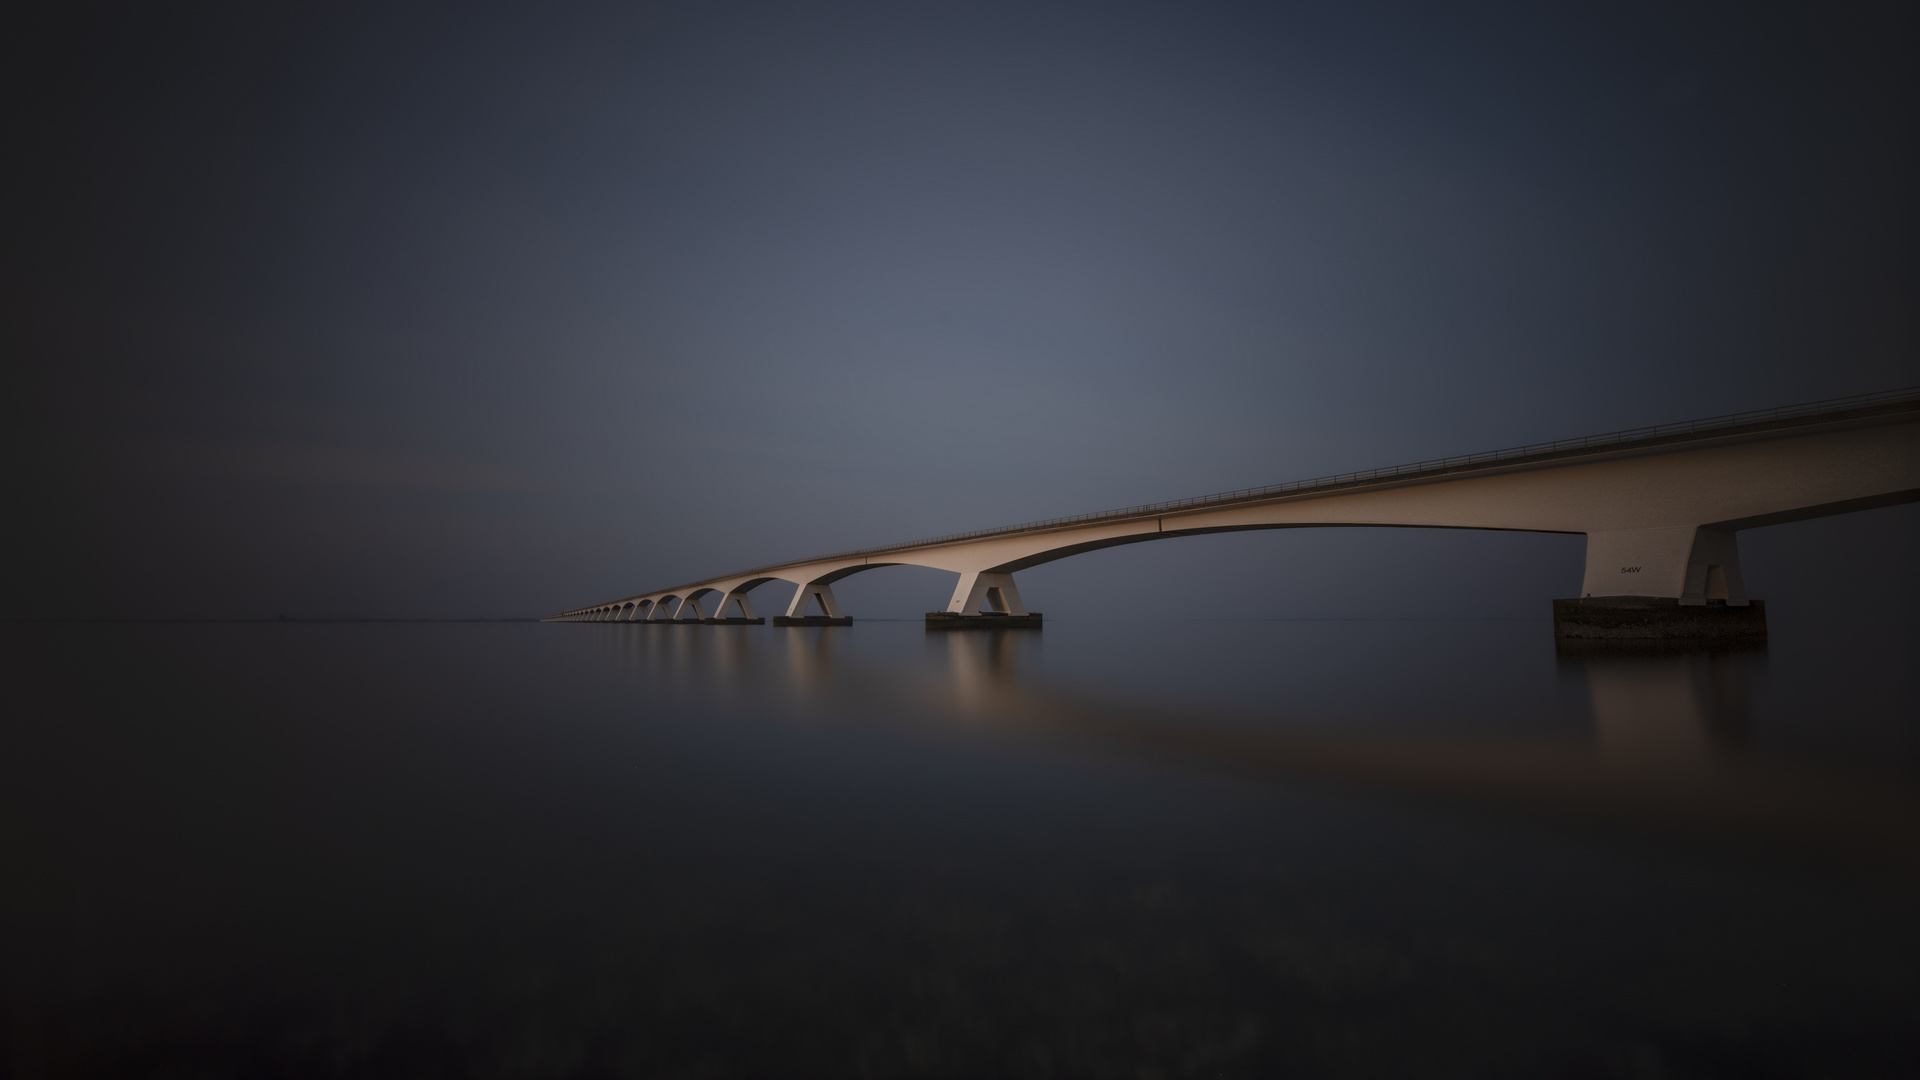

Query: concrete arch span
(844, 522), (1591, 612)
(684, 522), (1576, 620)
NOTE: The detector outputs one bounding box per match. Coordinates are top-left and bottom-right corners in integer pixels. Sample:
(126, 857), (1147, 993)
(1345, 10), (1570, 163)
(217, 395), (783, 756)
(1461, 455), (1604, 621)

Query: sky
(5, 0), (1915, 620)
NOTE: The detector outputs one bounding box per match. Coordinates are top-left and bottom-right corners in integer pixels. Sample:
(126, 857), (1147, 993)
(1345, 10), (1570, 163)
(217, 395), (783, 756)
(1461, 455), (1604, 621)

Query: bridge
(548, 388), (1920, 635)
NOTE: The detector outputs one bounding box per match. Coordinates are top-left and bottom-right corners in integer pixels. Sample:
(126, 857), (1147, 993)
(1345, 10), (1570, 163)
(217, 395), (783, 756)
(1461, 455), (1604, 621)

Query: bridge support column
(1578, 526), (1750, 605)
(1678, 527), (1750, 607)
(705, 590), (766, 624)
(946, 571), (1029, 615)
(1558, 526), (1762, 644)
(787, 582), (843, 618)
(773, 581), (852, 626)
(928, 571), (1042, 629)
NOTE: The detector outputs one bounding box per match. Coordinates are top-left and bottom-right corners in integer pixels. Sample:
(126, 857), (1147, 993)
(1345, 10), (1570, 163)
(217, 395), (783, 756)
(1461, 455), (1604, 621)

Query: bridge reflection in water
(592, 620), (1919, 875)
(1578, 647), (1758, 769)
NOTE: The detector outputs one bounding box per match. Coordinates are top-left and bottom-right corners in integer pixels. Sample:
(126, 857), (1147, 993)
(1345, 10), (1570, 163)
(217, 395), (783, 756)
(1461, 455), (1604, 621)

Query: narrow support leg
(1679, 527), (1750, 607)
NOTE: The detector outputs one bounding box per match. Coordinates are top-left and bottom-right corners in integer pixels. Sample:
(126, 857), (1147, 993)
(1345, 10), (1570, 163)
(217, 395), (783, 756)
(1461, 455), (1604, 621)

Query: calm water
(4, 614), (1918, 1077)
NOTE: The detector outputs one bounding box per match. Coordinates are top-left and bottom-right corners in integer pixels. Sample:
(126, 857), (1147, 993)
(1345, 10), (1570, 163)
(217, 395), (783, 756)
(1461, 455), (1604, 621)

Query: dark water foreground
(3, 615), (1917, 1078)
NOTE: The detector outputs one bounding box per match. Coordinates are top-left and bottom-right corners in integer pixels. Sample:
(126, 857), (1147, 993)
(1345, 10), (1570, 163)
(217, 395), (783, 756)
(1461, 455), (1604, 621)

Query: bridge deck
(560, 387), (1919, 617)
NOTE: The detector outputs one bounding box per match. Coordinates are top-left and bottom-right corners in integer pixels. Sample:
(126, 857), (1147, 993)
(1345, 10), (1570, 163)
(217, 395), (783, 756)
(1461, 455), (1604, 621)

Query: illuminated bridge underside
(549, 393), (1920, 623)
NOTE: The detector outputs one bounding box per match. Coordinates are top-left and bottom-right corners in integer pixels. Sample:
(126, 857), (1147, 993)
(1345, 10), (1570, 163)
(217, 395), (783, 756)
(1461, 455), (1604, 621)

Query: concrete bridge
(548, 388), (1919, 632)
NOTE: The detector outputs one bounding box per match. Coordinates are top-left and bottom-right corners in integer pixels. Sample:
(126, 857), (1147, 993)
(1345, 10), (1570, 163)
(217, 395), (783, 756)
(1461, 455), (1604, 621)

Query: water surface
(4, 615), (1916, 1077)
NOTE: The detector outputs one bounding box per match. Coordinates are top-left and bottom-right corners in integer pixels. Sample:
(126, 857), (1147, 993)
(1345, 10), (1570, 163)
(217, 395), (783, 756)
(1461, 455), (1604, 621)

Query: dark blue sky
(7, 1), (1914, 618)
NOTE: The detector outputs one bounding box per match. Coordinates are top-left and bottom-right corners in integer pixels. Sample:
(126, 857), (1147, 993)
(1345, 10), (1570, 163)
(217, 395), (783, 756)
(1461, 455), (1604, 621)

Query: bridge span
(548, 389), (1919, 634)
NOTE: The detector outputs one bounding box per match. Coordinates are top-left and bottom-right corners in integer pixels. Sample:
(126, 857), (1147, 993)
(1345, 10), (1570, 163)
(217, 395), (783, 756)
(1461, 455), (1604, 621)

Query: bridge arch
(682, 587), (726, 619)
(718, 525), (1580, 616)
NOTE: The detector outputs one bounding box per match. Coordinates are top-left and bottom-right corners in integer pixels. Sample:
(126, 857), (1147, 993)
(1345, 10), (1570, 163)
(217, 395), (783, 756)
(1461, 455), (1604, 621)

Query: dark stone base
(925, 612), (1044, 630)
(701, 617), (765, 625)
(772, 616), (852, 626)
(1552, 596), (1766, 643)
(1554, 635), (1769, 659)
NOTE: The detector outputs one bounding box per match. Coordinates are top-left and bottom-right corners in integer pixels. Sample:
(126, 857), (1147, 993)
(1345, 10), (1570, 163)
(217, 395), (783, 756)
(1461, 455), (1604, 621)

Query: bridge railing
(577, 385), (1918, 609)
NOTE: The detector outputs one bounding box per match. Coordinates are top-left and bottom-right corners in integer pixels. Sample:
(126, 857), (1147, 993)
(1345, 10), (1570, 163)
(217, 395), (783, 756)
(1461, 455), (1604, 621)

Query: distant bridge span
(548, 389), (1920, 624)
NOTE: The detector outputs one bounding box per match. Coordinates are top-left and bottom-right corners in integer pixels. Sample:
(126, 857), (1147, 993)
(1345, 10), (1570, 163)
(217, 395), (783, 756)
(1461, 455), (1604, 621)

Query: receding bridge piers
(547, 390), (1919, 639)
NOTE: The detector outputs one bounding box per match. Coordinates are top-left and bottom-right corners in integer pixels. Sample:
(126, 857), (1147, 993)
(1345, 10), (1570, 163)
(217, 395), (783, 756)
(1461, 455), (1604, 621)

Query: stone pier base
(925, 612), (1044, 630)
(1553, 597), (1766, 644)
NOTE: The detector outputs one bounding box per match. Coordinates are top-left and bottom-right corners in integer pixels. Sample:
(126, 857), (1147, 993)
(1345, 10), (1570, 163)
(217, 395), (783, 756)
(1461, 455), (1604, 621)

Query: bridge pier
(946, 571), (1029, 615)
(705, 590), (765, 624)
(1559, 526), (1763, 643)
(774, 581), (852, 626)
(1580, 526), (1750, 606)
(928, 571), (1043, 629)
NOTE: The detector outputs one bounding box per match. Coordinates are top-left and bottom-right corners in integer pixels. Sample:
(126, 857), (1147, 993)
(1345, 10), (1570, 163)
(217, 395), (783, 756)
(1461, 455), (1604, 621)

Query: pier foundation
(1552, 596), (1765, 645)
(925, 612), (1044, 630)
